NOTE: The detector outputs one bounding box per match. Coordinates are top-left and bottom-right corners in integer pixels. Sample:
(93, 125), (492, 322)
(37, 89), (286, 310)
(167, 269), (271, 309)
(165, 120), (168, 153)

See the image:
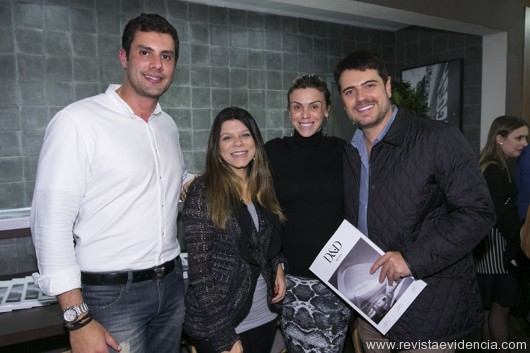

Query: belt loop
(126, 271), (134, 286)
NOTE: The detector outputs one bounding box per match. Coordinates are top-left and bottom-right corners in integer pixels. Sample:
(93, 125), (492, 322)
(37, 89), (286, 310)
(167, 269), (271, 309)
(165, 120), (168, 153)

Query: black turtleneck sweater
(265, 131), (346, 278)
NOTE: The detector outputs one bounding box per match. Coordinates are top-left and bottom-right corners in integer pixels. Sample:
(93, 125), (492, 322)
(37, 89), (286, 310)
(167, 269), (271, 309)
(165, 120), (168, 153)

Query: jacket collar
(379, 107), (413, 147)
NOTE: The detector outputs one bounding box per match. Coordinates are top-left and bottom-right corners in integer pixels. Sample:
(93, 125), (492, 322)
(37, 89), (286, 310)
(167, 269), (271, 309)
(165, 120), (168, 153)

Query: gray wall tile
(22, 130), (45, 156)
(170, 108), (192, 130)
(44, 31), (72, 56)
(0, 54), (16, 80)
(166, 0), (187, 20)
(74, 82), (101, 100)
(74, 57), (100, 82)
(45, 81), (74, 106)
(21, 106), (49, 131)
(0, 28), (15, 54)
(15, 28), (44, 54)
(189, 3), (208, 23)
(265, 31), (281, 51)
(192, 87), (211, 108)
(231, 89), (248, 107)
(0, 157), (23, 182)
(0, 3), (13, 27)
(72, 0), (96, 9)
(24, 155), (39, 181)
(248, 12), (265, 30)
(209, 6), (227, 25)
(46, 56), (73, 81)
(71, 8), (97, 33)
(248, 50), (265, 69)
(45, 5), (71, 31)
(190, 66), (211, 87)
(0, 182), (25, 209)
(249, 89), (265, 109)
(192, 129), (209, 150)
(211, 88), (230, 108)
(190, 22), (209, 44)
(192, 109), (212, 129)
(0, 131), (21, 156)
(72, 33), (98, 57)
(15, 2), (43, 29)
(0, 106), (20, 131)
(228, 9), (246, 28)
(248, 30), (265, 50)
(230, 68), (247, 89)
(209, 25), (229, 46)
(98, 11), (121, 34)
(211, 67), (229, 87)
(96, 0), (118, 12)
(249, 70), (265, 89)
(144, 0), (166, 14)
(190, 44), (210, 65)
(230, 27), (247, 48)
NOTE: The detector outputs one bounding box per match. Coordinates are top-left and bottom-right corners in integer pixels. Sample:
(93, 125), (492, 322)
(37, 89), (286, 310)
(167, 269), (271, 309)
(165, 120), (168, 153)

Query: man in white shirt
(31, 13), (190, 353)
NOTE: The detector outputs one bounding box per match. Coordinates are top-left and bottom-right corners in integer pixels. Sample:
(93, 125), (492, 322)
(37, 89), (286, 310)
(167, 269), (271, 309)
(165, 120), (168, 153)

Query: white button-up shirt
(31, 85), (191, 296)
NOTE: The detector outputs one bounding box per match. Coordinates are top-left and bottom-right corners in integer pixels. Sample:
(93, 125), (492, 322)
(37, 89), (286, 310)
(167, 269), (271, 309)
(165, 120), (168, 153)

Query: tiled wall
(0, 0), (481, 276)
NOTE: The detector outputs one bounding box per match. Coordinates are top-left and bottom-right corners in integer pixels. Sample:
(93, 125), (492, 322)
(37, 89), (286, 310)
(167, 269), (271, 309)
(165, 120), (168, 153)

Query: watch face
(63, 308), (78, 322)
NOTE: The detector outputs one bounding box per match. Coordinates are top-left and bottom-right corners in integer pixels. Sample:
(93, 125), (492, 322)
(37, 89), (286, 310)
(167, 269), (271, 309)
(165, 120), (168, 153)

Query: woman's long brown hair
(204, 107), (285, 229)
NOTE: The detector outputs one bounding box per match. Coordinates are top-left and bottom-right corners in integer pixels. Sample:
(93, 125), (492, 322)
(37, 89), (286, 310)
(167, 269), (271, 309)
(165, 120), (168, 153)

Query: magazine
(309, 220), (427, 335)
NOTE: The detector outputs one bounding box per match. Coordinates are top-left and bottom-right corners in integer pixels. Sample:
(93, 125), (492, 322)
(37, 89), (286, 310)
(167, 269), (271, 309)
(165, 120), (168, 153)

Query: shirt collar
(107, 84), (163, 120)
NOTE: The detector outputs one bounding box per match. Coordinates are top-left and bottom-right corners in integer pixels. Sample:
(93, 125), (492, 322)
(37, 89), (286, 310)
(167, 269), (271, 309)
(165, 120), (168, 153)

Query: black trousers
(193, 318), (278, 353)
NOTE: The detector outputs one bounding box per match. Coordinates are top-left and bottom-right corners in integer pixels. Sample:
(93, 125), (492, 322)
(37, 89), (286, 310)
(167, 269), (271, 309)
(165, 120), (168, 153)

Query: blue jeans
(82, 258), (185, 353)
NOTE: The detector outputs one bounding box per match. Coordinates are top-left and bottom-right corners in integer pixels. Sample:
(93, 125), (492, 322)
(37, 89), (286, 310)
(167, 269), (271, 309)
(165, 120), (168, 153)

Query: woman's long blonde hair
(204, 107), (285, 229)
(478, 115), (528, 171)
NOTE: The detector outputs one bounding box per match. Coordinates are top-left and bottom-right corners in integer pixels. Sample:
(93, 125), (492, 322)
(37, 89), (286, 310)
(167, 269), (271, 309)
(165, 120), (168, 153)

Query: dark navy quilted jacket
(344, 108), (495, 342)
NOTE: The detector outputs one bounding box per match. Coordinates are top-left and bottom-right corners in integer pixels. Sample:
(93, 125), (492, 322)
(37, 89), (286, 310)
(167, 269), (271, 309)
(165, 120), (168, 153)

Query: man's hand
(370, 251), (411, 286)
(180, 174), (199, 201)
(58, 289), (120, 353)
(69, 319), (121, 353)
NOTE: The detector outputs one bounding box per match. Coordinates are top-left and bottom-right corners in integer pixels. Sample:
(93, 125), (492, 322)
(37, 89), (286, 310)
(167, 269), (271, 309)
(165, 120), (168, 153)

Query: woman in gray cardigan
(183, 107), (287, 353)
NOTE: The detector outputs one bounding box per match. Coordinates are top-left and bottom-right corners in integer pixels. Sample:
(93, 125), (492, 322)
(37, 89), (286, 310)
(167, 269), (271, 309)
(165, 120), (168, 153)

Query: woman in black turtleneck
(265, 75), (351, 352)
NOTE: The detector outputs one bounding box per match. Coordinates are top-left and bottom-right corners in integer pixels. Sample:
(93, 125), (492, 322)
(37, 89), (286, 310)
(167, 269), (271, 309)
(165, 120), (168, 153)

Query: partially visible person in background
(514, 124), (530, 325)
(31, 13), (189, 353)
(265, 75), (351, 352)
(516, 146), (530, 221)
(183, 107), (287, 353)
(475, 115), (528, 352)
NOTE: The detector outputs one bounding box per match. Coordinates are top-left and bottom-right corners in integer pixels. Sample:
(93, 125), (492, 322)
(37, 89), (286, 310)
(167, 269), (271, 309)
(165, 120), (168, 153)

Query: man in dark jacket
(334, 50), (495, 352)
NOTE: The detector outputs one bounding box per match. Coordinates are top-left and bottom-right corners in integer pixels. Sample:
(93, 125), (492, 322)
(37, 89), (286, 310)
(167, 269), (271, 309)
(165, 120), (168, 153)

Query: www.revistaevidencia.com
(365, 340), (527, 351)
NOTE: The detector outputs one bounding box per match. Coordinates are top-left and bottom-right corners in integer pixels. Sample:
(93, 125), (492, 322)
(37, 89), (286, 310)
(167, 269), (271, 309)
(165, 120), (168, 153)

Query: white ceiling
(188, 0), (498, 36)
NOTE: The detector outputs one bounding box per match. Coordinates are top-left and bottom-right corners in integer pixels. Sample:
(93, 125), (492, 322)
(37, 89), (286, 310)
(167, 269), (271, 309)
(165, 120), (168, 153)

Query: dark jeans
(193, 319), (278, 353)
(82, 259), (185, 353)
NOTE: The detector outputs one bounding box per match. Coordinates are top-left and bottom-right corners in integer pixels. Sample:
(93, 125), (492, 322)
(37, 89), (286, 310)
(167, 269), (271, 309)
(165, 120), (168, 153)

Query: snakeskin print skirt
(281, 274), (352, 353)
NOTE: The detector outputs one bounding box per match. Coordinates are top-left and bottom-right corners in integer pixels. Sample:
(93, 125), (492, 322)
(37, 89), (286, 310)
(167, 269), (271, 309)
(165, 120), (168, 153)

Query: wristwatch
(63, 302), (89, 323)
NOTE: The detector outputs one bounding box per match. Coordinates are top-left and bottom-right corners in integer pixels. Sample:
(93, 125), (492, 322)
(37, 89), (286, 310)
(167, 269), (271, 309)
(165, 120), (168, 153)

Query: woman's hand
(222, 340), (243, 353)
(271, 263), (286, 303)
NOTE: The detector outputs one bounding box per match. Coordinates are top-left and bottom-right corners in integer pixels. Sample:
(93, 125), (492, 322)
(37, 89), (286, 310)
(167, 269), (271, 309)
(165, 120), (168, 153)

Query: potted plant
(390, 80), (429, 117)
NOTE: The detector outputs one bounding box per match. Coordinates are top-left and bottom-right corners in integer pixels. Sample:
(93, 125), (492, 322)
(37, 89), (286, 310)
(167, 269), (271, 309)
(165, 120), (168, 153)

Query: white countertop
(0, 208), (31, 232)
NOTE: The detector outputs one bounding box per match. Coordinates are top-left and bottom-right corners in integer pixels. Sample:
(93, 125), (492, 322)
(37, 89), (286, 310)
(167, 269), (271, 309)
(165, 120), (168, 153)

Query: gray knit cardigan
(182, 178), (286, 352)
